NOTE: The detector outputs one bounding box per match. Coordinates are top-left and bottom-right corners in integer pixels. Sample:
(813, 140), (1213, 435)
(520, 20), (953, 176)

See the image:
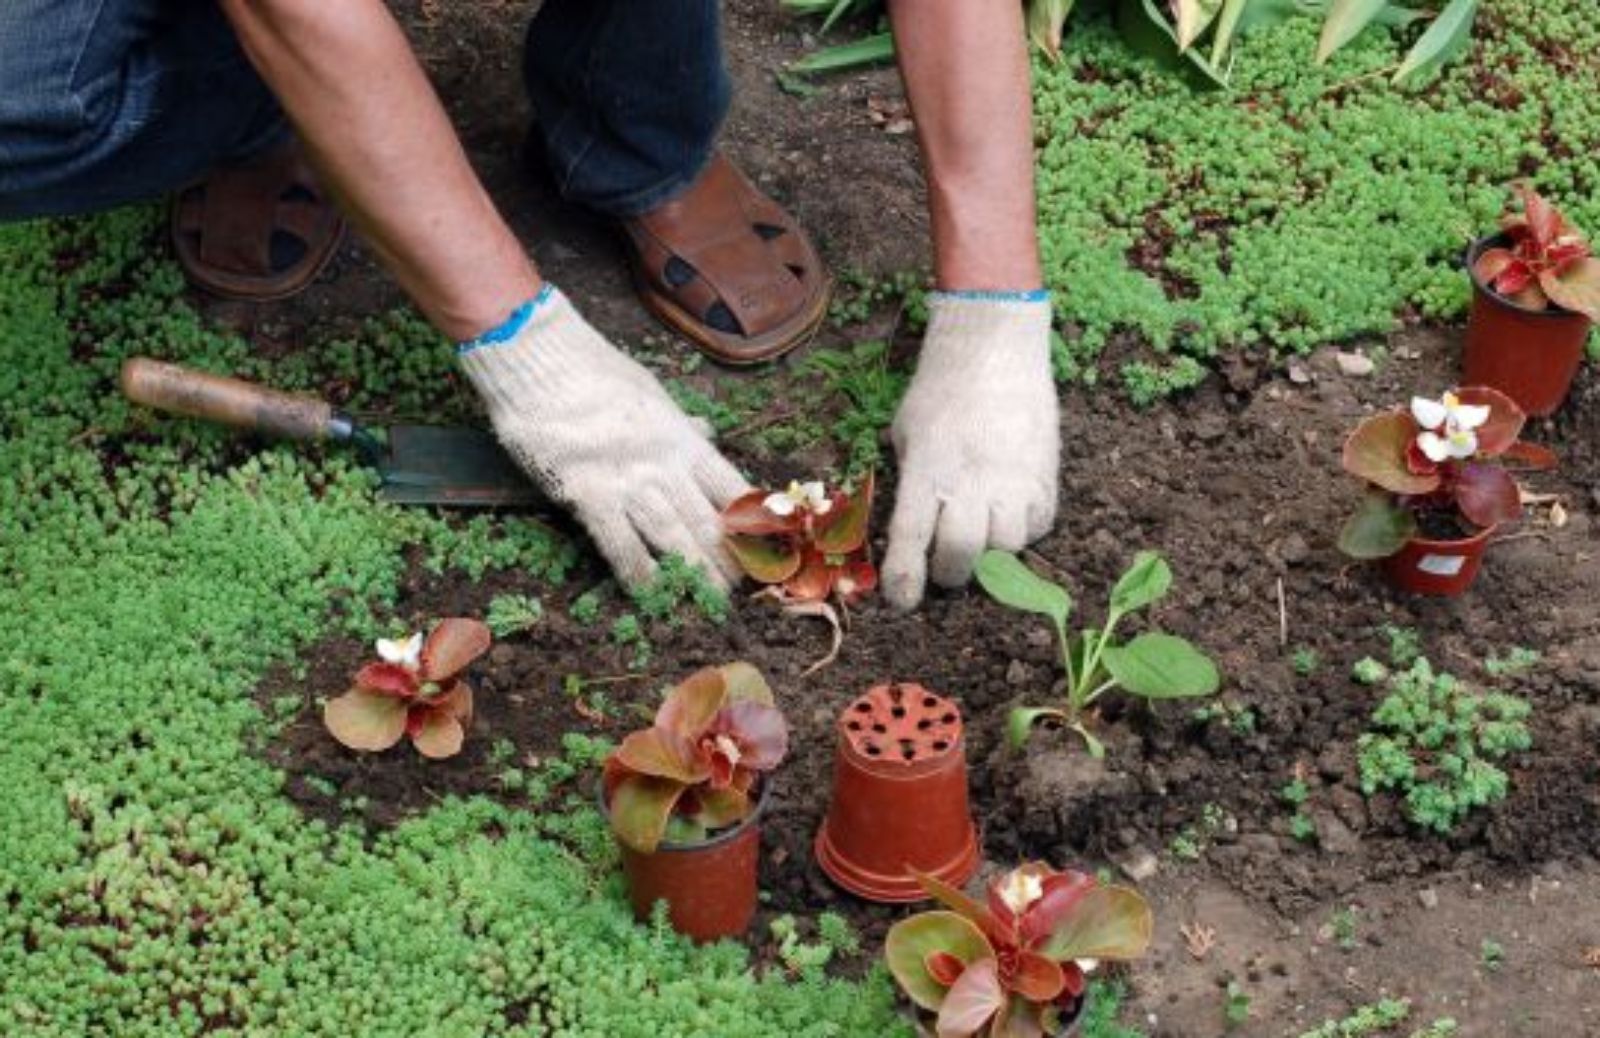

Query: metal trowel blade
(376, 425), (545, 508)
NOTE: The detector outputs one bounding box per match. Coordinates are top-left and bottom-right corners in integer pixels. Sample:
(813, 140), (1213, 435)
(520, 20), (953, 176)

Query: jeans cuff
(583, 144), (719, 218)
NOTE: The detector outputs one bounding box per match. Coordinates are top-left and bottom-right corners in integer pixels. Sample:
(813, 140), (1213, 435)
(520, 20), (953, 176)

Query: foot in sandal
(171, 138), (346, 302)
(621, 155), (830, 366)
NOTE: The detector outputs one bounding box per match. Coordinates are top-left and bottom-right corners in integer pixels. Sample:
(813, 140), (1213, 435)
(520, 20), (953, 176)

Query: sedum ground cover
(1032, 0), (1600, 381)
(0, 212), (910, 1036)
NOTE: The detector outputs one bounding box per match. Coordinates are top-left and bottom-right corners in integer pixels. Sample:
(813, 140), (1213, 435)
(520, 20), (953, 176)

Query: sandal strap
(626, 156), (805, 336)
(177, 152), (332, 277)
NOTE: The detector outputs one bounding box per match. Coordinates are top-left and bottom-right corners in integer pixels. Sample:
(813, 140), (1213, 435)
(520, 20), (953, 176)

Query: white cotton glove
(882, 292), (1060, 611)
(458, 285), (749, 590)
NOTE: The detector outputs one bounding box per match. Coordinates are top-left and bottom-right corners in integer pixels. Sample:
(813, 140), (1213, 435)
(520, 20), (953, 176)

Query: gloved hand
(881, 291), (1060, 610)
(458, 285), (749, 590)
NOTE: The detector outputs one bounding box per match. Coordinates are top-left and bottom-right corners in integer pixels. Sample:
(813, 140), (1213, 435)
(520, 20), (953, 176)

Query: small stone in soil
(1111, 844), (1160, 883)
(1418, 887), (1439, 909)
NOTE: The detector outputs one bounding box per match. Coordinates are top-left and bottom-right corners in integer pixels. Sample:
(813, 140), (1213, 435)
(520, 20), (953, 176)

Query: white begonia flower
(998, 869), (1045, 915)
(1411, 392), (1490, 463)
(763, 480), (833, 518)
(376, 632), (424, 670)
(1078, 959), (1100, 974)
(714, 733), (743, 767)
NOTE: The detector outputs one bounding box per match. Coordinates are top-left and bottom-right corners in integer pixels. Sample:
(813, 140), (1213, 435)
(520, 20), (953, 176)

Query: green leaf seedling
(975, 550), (1220, 758)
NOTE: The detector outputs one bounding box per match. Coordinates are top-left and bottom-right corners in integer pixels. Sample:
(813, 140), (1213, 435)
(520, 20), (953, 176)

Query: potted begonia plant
(1465, 183), (1599, 415)
(601, 662), (788, 942)
(1338, 388), (1555, 595)
(885, 863), (1153, 1037)
(722, 475), (876, 673)
(323, 618), (491, 759)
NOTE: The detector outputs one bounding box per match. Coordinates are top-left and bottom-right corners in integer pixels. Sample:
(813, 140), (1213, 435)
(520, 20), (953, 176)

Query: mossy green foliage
(1357, 658), (1533, 833)
(0, 212), (909, 1035)
(1033, 3), (1600, 375)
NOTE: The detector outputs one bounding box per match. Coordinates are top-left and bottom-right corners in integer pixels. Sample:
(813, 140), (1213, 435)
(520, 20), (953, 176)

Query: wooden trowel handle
(120, 358), (341, 443)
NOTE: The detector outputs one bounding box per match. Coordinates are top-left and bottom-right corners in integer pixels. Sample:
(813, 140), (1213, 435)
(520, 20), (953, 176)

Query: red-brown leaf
(1343, 413), (1439, 495)
(1500, 441), (1559, 471)
(722, 490), (803, 537)
(1454, 463), (1522, 528)
(1453, 386), (1525, 456)
(354, 661), (418, 699)
(419, 618), (491, 681)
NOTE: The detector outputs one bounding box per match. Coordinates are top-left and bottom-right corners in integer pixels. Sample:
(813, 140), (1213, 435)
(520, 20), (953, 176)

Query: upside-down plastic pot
(609, 781), (767, 943)
(814, 683), (980, 902)
(1463, 233), (1592, 417)
(1380, 523), (1496, 597)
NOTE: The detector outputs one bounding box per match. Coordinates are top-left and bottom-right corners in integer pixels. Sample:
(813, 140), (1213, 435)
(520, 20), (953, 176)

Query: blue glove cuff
(457, 283), (558, 355)
(929, 288), (1050, 304)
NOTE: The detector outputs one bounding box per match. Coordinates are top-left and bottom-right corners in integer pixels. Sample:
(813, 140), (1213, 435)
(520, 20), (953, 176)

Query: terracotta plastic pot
(814, 682), (979, 902)
(1380, 523), (1496, 597)
(609, 782), (767, 943)
(1463, 233), (1592, 417)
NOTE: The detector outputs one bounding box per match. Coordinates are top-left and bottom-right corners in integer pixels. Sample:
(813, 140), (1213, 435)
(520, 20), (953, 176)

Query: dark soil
(242, 2), (1600, 1035)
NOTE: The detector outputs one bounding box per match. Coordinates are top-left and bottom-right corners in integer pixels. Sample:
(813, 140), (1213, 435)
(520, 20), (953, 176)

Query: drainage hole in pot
(901, 744), (917, 761)
(864, 743), (881, 756)
(891, 705), (906, 719)
(916, 719), (933, 731)
(932, 740), (949, 752)
(941, 713), (956, 725)
(923, 696), (938, 708)
(871, 723), (887, 734)
(854, 702), (872, 713)
(846, 721), (862, 731)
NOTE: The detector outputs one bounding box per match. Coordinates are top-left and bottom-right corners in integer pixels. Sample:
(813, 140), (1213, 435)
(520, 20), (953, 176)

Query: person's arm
(218, 0), (536, 340)
(879, 0), (1061, 610)
(217, 0), (748, 591)
(888, 0), (1042, 292)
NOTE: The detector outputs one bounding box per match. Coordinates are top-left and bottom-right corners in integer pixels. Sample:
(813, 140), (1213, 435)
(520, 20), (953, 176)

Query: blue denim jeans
(0, 0), (728, 222)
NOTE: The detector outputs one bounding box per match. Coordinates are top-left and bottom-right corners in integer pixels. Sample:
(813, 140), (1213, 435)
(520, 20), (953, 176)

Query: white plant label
(1417, 554), (1466, 577)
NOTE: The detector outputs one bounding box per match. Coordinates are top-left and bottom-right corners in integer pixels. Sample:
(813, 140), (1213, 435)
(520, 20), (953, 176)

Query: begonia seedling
(885, 862), (1152, 1038)
(1473, 183), (1600, 319)
(722, 476), (876, 673)
(722, 475), (877, 605)
(324, 618), (491, 759)
(975, 550), (1220, 758)
(1338, 387), (1556, 560)
(603, 663), (788, 853)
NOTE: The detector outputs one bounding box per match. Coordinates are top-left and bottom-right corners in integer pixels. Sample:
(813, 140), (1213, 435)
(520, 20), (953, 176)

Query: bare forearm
(219, 0), (537, 339)
(887, 0), (1043, 291)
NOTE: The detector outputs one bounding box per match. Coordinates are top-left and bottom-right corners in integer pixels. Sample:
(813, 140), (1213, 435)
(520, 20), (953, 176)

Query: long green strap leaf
(790, 31), (896, 74)
(1316, 0), (1390, 63)
(1393, 0), (1479, 88)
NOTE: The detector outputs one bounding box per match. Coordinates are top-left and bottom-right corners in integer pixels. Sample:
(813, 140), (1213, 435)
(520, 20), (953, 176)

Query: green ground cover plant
(0, 211), (910, 1035)
(1028, 1), (1600, 377)
(1356, 657), (1533, 833)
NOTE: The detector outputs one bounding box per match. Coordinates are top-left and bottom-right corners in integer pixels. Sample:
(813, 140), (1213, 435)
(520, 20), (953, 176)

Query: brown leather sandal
(171, 140), (346, 302)
(622, 155), (830, 366)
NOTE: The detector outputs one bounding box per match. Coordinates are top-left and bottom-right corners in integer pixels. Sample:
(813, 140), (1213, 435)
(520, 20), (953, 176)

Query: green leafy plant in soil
(975, 549), (1220, 757)
(1031, 1), (1600, 380)
(1356, 657), (1533, 833)
(1295, 997), (1458, 1038)
(0, 211), (910, 1035)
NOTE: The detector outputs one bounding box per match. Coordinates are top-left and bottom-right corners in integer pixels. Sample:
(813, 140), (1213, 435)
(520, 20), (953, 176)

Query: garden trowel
(120, 357), (543, 508)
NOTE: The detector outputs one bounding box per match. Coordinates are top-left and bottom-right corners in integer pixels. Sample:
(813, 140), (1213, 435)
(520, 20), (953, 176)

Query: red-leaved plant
(722, 476), (876, 674)
(1338, 387), (1556, 559)
(1473, 183), (1600, 319)
(602, 663), (788, 853)
(323, 618), (491, 759)
(885, 863), (1152, 1038)
(722, 475), (877, 605)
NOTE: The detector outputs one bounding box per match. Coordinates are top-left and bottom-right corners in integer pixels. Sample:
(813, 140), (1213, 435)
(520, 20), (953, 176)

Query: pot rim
(1466, 232), (1593, 321)
(599, 776), (770, 855)
(1399, 519), (1496, 552)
